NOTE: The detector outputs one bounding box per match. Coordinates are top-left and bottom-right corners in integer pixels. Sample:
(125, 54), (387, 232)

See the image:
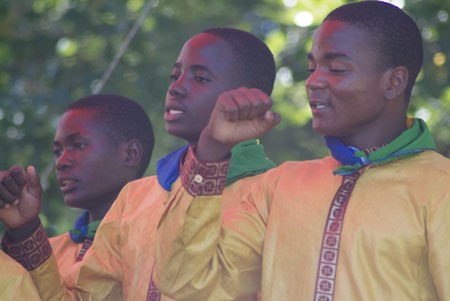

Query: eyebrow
(53, 132), (82, 146)
(308, 52), (351, 61)
(172, 63), (214, 74)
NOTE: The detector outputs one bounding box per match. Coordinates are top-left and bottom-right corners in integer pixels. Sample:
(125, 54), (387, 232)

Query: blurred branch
(92, 0), (158, 94)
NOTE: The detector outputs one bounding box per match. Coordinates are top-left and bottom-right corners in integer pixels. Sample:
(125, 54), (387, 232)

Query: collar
(326, 118), (436, 175)
(157, 140), (275, 191)
(69, 211), (101, 243)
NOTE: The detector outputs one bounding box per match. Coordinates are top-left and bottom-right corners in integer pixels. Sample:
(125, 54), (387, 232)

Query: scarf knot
(326, 118), (436, 176)
(69, 211), (101, 243)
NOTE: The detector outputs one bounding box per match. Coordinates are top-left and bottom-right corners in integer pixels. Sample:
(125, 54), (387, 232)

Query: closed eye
(194, 76), (210, 84)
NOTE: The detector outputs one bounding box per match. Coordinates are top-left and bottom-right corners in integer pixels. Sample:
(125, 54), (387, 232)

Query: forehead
(55, 109), (103, 138)
(176, 33), (234, 73)
(311, 20), (375, 60)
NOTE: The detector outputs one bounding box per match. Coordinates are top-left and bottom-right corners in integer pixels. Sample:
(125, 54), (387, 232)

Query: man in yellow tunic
(0, 249), (41, 300)
(0, 28), (276, 300)
(155, 2), (450, 300)
(49, 94), (154, 281)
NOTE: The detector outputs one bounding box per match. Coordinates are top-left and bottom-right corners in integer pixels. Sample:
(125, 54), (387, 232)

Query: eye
(194, 76), (210, 84)
(170, 74), (179, 82)
(53, 148), (62, 158)
(329, 68), (346, 73)
(307, 62), (316, 73)
(74, 142), (87, 150)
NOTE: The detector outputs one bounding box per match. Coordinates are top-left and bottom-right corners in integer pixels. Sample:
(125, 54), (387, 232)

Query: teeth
(315, 104), (327, 109)
(61, 180), (74, 187)
(169, 109), (183, 114)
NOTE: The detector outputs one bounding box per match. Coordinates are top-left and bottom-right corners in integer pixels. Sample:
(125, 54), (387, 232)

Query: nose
(168, 75), (188, 98)
(55, 149), (74, 172)
(305, 68), (327, 91)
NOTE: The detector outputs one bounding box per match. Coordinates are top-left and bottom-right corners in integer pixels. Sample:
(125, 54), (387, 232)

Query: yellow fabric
(0, 249), (41, 300)
(30, 175), (262, 300)
(156, 151), (450, 300)
(49, 233), (84, 283)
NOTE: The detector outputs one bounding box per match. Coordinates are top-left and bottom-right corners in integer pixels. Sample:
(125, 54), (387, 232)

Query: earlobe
(384, 66), (408, 100)
(125, 139), (143, 166)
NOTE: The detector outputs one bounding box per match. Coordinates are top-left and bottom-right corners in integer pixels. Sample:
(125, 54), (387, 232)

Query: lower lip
(164, 111), (184, 121)
(310, 105), (329, 114)
(60, 181), (78, 194)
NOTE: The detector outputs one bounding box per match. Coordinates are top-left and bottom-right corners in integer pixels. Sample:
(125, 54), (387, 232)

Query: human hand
(0, 165), (42, 229)
(197, 87), (280, 161)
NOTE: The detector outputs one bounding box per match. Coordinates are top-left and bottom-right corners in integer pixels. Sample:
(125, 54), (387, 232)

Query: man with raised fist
(156, 2), (450, 300)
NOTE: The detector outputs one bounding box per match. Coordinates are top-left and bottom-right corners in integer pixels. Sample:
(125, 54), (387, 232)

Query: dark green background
(1, 0), (449, 235)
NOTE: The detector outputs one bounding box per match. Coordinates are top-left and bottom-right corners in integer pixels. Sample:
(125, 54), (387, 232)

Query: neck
(88, 199), (115, 223)
(341, 115), (407, 150)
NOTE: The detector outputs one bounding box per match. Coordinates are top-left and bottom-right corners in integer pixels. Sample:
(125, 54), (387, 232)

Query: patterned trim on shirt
(180, 146), (230, 196)
(76, 238), (93, 262)
(147, 262), (161, 301)
(313, 171), (361, 301)
(1, 222), (52, 271)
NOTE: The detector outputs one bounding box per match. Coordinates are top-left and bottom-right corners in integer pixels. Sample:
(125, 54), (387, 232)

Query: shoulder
(273, 156), (339, 177)
(397, 150), (450, 178)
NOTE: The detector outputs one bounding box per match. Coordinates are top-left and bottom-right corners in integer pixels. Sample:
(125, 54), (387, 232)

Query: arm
(0, 167), (128, 300)
(156, 147), (272, 300)
(428, 181), (450, 298)
(156, 88), (280, 300)
(0, 250), (41, 300)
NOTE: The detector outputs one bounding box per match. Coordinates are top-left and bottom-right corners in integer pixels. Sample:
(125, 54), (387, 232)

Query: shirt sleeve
(156, 146), (272, 300)
(0, 250), (42, 300)
(427, 181), (450, 299)
(2, 185), (131, 300)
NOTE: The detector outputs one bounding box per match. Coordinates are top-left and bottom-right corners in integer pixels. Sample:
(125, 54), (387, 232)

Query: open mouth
(59, 179), (77, 193)
(165, 107), (185, 121)
(168, 109), (183, 115)
(311, 103), (329, 109)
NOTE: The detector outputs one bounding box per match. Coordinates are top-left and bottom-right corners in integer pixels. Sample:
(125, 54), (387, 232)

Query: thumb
(26, 166), (42, 197)
(258, 110), (281, 132)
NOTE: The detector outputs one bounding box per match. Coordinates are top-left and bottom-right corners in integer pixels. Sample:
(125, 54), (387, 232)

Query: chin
(64, 196), (84, 209)
(312, 125), (328, 136)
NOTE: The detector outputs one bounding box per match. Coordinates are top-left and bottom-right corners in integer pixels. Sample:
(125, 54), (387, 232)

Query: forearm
(156, 146), (263, 300)
(2, 220), (121, 300)
(2, 220), (76, 300)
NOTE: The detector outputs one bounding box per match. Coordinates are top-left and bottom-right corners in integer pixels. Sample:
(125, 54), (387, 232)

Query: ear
(384, 66), (408, 100)
(124, 139), (143, 167)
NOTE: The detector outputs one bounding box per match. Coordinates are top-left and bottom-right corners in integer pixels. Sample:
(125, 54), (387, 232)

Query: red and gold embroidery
(180, 146), (229, 196)
(2, 222), (52, 271)
(314, 171), (361, 301)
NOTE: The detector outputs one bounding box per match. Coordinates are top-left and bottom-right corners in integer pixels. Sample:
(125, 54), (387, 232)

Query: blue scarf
(69, 211), (101, 243)
(157, 140), (275, 191)
(325, 118), (435, 175)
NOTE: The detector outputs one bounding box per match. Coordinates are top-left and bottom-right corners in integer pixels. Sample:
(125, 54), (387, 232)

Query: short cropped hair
(324, 1), (423, 101)
(203, 27), (276, 96)
(66, 94), (154, 177)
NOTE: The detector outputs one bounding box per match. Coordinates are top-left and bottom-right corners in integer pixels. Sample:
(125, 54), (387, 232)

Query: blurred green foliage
(0, 0), (449, 235)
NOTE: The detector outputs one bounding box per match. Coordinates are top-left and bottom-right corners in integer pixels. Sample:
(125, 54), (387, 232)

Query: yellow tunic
(0, 249), (41, 300)
(49, 233), (88, 283)
(24, 174), (263, 300)
(156, 151), (450, 300)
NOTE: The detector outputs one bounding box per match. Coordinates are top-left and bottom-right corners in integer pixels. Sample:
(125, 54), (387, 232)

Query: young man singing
(0, 28), (277, 300)
(156, 2), (450, 300)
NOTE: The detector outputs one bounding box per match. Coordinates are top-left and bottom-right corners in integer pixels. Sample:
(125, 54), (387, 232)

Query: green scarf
(69, 211), (102, 243)
(226, 139), (276, 185)
(333, 118), (436, 175)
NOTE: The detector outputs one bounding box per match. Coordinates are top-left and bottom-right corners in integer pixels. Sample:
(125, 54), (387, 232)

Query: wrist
(7, 218), (41, 242)
(197, 130), (233, 161)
